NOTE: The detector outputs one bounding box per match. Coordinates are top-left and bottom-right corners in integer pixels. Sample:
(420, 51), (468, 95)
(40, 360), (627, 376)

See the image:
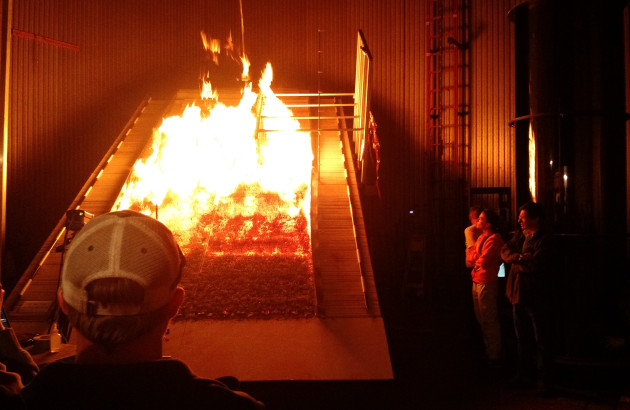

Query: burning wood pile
(113, 33), (316, 320)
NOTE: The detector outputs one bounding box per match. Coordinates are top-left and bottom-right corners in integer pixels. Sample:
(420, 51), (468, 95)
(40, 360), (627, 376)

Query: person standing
(501, 201), (553, 395)
(466, 209), (504, 366)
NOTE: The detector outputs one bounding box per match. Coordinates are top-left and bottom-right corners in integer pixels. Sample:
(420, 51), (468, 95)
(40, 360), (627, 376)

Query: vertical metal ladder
(425, 0), (464, 175)
(421, 0), (469, 295)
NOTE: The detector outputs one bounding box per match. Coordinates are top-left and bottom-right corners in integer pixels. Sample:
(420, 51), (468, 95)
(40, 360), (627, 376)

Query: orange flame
(200, 79), (218, 101)
(528, 122), (536, 202)
(200, 31), (221, 65)
(241, 54), (250, 82)
(114, 60), (312, 256)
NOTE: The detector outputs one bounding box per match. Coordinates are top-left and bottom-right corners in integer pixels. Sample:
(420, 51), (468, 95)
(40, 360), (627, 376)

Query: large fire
(113, 39), (313, 259)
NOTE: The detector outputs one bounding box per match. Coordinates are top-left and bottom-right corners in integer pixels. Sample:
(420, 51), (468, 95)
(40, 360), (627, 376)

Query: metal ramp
(4, 90), (391, 380)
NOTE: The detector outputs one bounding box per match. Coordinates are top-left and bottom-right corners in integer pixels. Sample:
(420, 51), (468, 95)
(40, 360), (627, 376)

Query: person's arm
(474, 234), (502, 272)
(500, 243), (519, 264)
(464, 226), (479, 268)
(520, 232), (552, 275)
(0, 328), (39, 385)
(0, 362), (24, 396)
(0, 287), (39, 386)
(466, 236), (481, 267)
(464, 226), (477, 250)
(232, 390), (266, 409)
(501, 231), (523, 264)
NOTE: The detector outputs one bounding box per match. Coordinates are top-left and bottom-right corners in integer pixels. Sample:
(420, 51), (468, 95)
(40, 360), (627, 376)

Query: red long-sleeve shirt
(466, 232), (504, 284)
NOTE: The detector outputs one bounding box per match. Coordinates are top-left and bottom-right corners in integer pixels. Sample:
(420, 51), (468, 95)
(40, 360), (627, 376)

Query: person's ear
(166, 286), (185, 318)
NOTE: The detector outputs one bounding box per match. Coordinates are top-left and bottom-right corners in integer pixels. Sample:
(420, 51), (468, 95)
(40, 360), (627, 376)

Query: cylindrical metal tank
(511, 0), (628, 357)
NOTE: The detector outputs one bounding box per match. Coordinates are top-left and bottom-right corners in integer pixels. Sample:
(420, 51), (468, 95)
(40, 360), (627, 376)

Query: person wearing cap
(0, 210), (264, 409)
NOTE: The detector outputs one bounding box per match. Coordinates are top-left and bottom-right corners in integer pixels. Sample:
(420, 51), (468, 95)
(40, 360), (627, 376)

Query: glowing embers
(178, 253), (315, 320)
(114, 59), (315, 319)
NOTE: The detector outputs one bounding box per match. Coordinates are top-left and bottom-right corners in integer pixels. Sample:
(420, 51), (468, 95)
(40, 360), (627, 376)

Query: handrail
(5, 97), (153, 309)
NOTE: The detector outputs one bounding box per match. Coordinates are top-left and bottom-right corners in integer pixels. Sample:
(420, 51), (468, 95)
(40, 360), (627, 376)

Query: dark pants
(512, 302), (552, 387)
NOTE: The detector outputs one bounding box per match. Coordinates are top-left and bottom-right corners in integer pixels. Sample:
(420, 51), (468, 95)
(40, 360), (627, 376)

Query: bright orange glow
(240, 54), (250, 82)
(200, 31), (222, 65)
(200, 79), (218, 101)
(528, 122), (536, 202)
(114, 55), (312, 256)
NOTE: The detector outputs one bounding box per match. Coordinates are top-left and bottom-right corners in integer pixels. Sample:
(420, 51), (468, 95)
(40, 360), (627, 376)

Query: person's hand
(0, 363), (25, 394)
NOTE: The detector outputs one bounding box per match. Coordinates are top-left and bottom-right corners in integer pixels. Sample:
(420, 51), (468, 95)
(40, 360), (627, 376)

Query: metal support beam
(0, 0), (13, 284)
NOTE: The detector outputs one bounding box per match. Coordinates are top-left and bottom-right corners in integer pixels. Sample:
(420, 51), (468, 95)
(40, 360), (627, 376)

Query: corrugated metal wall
(3, 0), (523, 293)
(469, 0), (516, 210)
(4, 0), (224, 288)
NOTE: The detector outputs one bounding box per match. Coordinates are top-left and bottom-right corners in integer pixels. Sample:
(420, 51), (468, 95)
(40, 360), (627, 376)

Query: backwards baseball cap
(61, 210), (185, 316)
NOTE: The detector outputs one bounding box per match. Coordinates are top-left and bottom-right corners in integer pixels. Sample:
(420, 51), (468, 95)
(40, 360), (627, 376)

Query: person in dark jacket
(501, 201), (553, 395)
(0, 211), (264, 409)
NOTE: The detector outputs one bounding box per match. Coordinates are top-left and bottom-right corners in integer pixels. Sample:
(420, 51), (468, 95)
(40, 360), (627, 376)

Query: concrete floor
(164, 317), (393, 381)
(210, 200), (630, 409)
(231, 291), (630, 410)
(31, 287), (629, 410)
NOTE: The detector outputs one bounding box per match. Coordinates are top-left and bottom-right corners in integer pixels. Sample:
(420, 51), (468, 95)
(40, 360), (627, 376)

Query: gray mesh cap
(61, 210), (184, 316)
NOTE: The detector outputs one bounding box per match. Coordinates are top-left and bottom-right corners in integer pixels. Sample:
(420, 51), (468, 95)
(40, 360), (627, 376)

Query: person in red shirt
(466, 209), (505, 366)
